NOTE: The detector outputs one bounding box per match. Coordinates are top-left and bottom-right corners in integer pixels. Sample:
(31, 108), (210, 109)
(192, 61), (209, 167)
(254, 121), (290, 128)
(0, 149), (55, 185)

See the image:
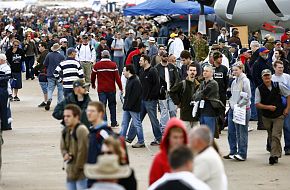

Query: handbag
(209, 99), (226, 116)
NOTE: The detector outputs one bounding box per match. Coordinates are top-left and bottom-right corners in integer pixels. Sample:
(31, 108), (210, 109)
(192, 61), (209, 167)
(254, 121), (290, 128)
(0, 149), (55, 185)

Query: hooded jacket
(149, 118), (188, 185)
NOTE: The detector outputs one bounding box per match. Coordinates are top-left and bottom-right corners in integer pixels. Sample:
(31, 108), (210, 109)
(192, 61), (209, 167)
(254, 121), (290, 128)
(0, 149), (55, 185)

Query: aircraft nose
(214, 0), (231, 21)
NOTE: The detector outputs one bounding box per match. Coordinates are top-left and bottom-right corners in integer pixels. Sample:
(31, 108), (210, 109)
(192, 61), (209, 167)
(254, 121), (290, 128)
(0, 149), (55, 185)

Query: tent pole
(188, 14), (191, 37)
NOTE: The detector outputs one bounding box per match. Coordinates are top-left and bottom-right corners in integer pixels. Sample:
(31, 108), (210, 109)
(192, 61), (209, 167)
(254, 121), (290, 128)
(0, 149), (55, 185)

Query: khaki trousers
(262, 115), (284, 157)
(80, 61), (92, 84)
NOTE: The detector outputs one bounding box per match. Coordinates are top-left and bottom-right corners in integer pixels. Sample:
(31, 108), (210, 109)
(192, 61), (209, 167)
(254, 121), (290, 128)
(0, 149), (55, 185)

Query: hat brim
(84, 164), (132, 180)
(261, 50), (270, 53)
(51, 46), (61, 52)
(262, 73), (271, 77)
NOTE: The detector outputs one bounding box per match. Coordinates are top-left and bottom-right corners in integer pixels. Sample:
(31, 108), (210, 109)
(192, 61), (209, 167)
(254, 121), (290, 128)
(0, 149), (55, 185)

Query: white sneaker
(234, 154), (246, 161)
(248, 126), (254, 132)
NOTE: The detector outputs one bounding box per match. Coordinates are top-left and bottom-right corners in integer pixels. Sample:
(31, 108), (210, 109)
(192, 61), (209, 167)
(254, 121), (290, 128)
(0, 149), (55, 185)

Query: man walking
(76, 35), (96, 86)
(91, 50), (122, 127)
(53, 80), (91, 128)
(120, 64), (145, 148)
(272, 60), (290, 155)
(0, 54), (11, 130)
(255, 69), (290, 165)
(126, 55), (162, 146)
(148, 146), (210, 190)
(44, 43), (65, 111)
(155, 51), (180, 133)
(35, 42), (49, 107)
(170, 64), (200, 131)
(111, 32), (125, 75)
(86, 101), (112, 187)
(60, 104), (89, 190)
(189, 126), (227, 190)
(54, 48), (84, 97)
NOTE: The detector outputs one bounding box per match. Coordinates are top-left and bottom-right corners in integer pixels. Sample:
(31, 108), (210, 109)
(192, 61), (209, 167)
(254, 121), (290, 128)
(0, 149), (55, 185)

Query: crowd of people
(0, 5), (290, 190)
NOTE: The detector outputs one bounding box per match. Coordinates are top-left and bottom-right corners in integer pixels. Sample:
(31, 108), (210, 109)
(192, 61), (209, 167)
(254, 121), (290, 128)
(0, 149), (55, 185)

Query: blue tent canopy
(124, 0), (215, 16)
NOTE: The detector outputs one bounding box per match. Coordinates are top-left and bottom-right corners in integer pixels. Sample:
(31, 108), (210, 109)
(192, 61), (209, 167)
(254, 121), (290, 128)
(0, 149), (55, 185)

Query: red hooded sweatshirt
(148, 118), (188, 185)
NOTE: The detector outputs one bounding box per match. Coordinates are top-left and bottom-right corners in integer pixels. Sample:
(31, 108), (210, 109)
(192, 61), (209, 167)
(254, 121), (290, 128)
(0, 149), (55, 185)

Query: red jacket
(91, 58), (122, 92)
(281, 33), (289, 43)
(148, 118), (188, 185)
(125, 48), (141, 65)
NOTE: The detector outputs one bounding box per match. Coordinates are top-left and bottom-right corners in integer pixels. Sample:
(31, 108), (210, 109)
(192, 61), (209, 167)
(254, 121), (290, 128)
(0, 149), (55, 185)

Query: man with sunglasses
(155, 51), (180, 134)
(59, 38), (68, 58)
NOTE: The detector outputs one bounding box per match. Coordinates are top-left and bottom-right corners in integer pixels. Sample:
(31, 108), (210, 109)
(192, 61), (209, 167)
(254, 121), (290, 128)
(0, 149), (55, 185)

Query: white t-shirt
(164, 66), (170, 91)
(111, 38), (125, 57)
(272, 73), (290, 88)
(194, 147), (228, 190)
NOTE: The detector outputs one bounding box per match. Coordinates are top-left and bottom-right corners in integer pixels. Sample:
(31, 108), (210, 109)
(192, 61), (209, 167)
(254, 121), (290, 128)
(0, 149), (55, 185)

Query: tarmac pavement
(1, 79), (290, 190)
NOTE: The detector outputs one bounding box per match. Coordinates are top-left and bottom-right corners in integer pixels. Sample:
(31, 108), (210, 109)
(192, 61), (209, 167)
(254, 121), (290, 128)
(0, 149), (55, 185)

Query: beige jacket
(60, 124), (89, 181)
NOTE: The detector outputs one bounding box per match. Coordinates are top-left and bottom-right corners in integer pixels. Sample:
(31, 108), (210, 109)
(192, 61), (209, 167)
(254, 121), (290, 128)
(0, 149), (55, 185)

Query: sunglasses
(99, 151), (113, 155)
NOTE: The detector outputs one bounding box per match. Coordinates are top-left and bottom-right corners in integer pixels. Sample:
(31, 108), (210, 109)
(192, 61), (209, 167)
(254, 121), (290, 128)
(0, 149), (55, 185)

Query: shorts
(39, 82), (48, 94)
(11, 72), (22, 89)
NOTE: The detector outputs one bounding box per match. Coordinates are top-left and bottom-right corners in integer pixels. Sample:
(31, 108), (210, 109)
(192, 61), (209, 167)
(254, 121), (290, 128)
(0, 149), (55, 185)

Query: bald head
(189, 126), (212, 153)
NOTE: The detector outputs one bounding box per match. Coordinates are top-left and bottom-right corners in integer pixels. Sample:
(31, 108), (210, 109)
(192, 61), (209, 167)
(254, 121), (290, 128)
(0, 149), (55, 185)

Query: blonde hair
(103, 137), (126, 164)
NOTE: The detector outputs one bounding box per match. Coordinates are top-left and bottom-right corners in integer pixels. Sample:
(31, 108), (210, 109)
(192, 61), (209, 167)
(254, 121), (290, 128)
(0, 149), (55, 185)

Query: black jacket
(155, 63), (180, 99)
(5, 48), (25, 73)
(213, 64), (229, 104)
(123, 75), (142, 112)
(252, 56), (273, 87)
(170, 79), (200, 121)
(52, 93), (91, 128)
(139, 66), (160, 101)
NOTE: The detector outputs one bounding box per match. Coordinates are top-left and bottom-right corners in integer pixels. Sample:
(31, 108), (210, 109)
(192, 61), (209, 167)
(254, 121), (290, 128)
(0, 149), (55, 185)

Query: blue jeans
(127, 100), (162, 142)
(284, 113), (290, 152)
(47, 77), (64, 104)
(200, 115), (216, 138)
(250, 81), (258, 120)
(113, 56), (124, 75)
(39, 82), (48, 94)
(159, 96), (177, 133)
(120, 110), (144, 144)
(228, 108), (251, 159)
(98, 92), (117, 126)
(66, 179), (87, 190)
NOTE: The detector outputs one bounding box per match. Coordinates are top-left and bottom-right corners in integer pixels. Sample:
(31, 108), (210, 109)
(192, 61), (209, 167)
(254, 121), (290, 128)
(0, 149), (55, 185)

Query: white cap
(60, 38), (68, 43)
(0, 54), (7, 61)
(128, 29), (134, 34)
(148, 37), (156, 43)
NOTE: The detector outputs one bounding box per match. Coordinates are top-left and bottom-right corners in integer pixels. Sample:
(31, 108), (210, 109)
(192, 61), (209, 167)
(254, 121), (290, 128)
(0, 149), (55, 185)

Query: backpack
(77, 44), (94, 52)
(166, 41), (174, 53)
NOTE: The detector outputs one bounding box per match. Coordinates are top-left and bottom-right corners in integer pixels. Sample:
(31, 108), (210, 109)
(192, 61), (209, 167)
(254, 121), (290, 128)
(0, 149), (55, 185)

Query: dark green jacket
(53, 93), (91, 128)
(170, 79), (200, 121)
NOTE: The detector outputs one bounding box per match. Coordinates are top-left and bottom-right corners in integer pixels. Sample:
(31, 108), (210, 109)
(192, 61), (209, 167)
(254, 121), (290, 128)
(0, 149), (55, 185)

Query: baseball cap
(101, 50), (110, 57)
(148, 37), (156, 43)
(66, 47), (77, 56)
(128, 29), (134, 34)
(259, 47), (270, 53)
(60, 38), (68, 43)
(170, 33), (178, 38)
(73, 79), (89, 88)
(100, 37), (106, 41)
(261, 69), (272, 77)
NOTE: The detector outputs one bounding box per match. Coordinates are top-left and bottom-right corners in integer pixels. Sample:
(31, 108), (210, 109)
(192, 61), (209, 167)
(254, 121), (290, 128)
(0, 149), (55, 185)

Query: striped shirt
(54, 58), (84, 89)
(0, 63), (11, 88)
